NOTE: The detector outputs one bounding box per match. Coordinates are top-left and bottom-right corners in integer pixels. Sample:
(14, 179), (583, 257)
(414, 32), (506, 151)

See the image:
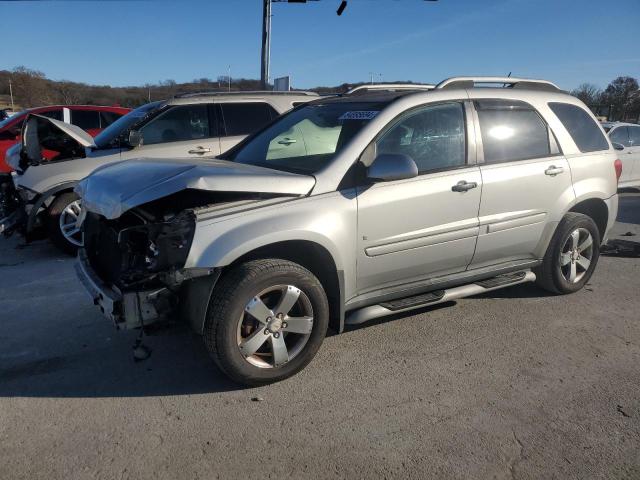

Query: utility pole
(9, 80), (14, 111)
(228, 65), (231, 92)
(260, 0), (272, 90)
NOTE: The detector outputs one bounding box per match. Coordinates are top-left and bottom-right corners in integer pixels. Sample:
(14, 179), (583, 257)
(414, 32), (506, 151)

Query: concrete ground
(1, 192), (639, 480)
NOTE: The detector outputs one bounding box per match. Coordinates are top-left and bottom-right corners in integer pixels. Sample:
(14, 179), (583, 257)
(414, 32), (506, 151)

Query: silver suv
(1, 91), (316, 253)
(75, 77), (620, 385)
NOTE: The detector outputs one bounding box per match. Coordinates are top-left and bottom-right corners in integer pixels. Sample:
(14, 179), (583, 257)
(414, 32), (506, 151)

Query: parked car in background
(73, 77), (619, 386)
(0, 105), (130, 173)
(1, 91), (317, 253)
(601, 121), (640, 188)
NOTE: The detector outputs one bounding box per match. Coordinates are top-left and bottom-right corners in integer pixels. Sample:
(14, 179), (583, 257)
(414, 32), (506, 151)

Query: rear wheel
(535, 213), (600, 294)
(47, 192), (83, 255)
(203, 259), (329, 386)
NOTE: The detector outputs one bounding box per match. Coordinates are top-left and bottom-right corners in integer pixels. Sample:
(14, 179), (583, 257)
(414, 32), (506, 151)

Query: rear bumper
(603, 194), (618, 245)
(75, 249), (173, 330)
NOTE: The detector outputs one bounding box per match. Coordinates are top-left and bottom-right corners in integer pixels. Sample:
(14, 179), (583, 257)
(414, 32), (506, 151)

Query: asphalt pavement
(0, 192), (639, 479)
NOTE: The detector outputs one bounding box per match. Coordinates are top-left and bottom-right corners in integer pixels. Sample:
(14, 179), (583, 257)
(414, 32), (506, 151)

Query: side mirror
(367, 153), (418, 182)
(612, 142), (625, 151)
(128, 130), (142, 148)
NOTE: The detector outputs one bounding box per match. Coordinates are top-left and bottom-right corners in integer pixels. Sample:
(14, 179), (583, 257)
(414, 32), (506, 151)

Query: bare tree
(571, 83), (602, 106)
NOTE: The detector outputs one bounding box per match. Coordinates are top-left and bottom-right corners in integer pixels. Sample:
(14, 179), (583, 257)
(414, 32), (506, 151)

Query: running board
(345, 270), (536, 326)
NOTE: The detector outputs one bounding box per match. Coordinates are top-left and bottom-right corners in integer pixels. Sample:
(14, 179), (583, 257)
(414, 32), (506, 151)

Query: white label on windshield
(339, 111), (380, 121)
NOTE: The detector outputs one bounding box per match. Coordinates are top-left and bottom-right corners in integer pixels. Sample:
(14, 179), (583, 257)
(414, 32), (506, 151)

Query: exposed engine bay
(80, 189), (285, 330)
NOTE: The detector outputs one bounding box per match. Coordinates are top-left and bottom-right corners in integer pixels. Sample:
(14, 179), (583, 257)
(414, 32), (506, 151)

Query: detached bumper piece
(75, 250), (174, 330)
(0, 174), (25, 236)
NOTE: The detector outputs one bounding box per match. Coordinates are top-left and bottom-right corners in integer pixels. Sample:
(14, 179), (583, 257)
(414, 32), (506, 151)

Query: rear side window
(99, 111), (122, 128)
(220, 102), (278, 136)
(629, 126), (640, 146)
(609, 127), (630, 147)
(476, 99), (551, 163)
(71, 110), (100, 130)
(548, 102), (609, 152)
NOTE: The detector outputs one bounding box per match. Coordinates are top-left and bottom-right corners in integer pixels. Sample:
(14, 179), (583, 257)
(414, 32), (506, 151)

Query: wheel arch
(568, 197), (609, 241)
(26, 181), (78, 234)
(225, 240), (345, 334)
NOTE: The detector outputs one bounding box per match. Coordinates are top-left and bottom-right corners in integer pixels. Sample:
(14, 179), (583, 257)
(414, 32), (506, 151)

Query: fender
(26, 181), (78, 234)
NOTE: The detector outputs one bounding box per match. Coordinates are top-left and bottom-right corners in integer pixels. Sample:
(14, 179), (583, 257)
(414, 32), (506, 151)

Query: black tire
(47, 192), (82, 255)
(534, 212), (600, 294)
(203, 259), (329, 386)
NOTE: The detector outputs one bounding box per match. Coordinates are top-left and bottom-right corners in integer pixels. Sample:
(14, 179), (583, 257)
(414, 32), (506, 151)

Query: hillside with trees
(1, 66), (639, 123)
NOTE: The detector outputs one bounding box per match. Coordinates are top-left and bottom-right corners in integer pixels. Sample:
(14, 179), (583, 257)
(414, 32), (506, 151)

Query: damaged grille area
(84, 208), (195, 290)
(82, 189), (273, 289)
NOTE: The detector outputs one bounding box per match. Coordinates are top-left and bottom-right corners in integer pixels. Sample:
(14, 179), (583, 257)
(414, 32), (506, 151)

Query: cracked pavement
(0, 191), (639, 479)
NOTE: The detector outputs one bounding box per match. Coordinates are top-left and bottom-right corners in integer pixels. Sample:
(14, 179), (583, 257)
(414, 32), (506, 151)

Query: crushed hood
(75, 157), (316, 219)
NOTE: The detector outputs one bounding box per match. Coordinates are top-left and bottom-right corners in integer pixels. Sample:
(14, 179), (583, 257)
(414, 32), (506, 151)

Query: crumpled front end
(77, 197), (208, 330)
(0, 174), (26, 236)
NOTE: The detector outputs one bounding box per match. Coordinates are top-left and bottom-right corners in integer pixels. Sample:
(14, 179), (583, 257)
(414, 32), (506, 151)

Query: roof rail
(435, 76), (560, 92)
(173, 90), (318, 98)
(346, 83), (436, 95)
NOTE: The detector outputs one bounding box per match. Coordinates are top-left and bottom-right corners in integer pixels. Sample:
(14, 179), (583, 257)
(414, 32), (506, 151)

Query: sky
(1, 0), (639, 91)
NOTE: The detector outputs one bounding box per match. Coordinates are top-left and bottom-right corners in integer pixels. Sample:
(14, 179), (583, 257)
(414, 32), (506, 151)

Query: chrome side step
(345, 270), (536, 326)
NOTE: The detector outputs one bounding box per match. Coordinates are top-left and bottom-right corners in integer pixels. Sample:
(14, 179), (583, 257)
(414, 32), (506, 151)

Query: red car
(0, 105), (130, 172)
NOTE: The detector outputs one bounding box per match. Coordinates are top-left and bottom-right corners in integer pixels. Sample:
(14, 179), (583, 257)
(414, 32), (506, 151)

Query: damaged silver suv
(75, 77), (621, 385)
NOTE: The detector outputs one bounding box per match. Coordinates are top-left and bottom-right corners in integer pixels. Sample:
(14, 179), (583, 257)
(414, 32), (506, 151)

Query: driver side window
(140, 105), (210, 145)
(376, 102), (466, 174)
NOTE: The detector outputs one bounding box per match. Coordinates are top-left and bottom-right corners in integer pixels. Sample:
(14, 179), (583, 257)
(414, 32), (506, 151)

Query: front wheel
(203, 259), (329, 386)
(535, 212), (600, 294)
(47, 192), (83, 255)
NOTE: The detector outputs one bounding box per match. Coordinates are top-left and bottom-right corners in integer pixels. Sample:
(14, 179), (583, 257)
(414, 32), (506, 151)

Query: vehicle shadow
(0, 321), (245, 398)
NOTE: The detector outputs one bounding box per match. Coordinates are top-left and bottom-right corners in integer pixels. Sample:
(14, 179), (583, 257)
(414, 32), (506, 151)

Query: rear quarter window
(548, 102), (609, 153)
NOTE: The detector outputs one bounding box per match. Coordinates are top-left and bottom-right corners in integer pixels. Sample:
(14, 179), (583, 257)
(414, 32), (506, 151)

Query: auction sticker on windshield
(338, 111), (380, 121)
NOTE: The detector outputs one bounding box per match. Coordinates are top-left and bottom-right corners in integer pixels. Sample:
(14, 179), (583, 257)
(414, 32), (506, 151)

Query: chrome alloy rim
(237, 285), (314, 369)
(559, 228), (594, 284)
(59, 200), (84, 247)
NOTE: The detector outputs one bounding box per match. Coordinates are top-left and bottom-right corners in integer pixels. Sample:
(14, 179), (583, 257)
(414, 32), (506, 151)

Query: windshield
(0, 111), (26, 130)
(94, 101), (163, 149)
(228, 102), (384, 174)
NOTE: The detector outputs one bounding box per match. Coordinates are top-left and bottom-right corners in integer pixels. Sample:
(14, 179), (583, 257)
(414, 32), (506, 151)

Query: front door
(356, 102), (481, 294)
(135, 104), (220, 159)
(468, 98), (575, 269)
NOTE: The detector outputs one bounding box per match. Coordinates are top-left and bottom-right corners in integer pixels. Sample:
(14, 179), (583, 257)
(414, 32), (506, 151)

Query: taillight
(614, 159), (623, 183)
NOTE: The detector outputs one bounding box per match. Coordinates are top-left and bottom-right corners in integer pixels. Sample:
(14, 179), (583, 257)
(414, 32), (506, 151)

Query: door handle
(545, 165), (564, 176)
(451, 180), (478, 192)
(277, 138), (297, 145)
(188, 146), (211, 154)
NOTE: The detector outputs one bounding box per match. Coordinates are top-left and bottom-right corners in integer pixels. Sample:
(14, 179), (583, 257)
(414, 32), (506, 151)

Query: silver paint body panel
(76, 83), (619, 318)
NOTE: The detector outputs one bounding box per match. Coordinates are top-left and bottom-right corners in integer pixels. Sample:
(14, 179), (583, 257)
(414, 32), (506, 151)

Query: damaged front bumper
(0, 174), (26, 236)
(75, 249), (176, 330)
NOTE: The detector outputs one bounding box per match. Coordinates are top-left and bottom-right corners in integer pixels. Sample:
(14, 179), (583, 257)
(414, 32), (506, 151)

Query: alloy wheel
(237, 284), (314, 369)
(58, 200), (84, 247)
(559, 227), (593, 284)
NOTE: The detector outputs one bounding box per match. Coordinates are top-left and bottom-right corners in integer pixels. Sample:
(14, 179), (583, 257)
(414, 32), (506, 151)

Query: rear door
(627, 125), (640, 183)
(469, 98), (575, 269)
(218, 102), (279, 153)
(134, 103), (220, 158)
(609, 126), (633, 183)
(356, 101), (482, 293)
